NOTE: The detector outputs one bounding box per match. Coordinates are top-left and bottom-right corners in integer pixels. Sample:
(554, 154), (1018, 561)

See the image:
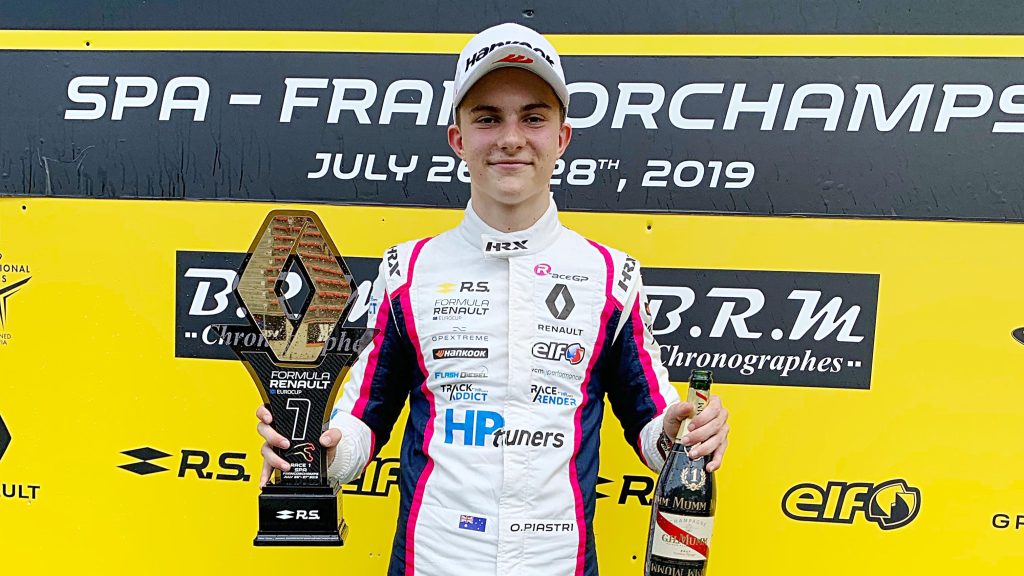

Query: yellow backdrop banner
(1, 197), (1022, 573)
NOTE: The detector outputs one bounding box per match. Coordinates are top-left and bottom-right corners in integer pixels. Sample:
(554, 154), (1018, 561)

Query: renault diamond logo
(545, 283), (575, 320)
(275, 254), (315, 322)
(277, 510), (295, 519)
(0, 412), (11, 462)
(119, 447), (172, 475)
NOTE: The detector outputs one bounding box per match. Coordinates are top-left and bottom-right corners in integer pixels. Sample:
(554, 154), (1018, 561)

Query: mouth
(489, 160), (532, 169)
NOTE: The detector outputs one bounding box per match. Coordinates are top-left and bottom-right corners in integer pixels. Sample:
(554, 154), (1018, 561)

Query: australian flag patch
(458, 514), (487, 532)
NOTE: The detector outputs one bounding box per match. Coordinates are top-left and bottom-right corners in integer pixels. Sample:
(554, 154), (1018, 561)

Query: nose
(496, 120), (526, 152)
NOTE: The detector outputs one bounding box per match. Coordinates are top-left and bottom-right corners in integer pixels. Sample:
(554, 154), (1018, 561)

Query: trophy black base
(254, 484), (348, 547)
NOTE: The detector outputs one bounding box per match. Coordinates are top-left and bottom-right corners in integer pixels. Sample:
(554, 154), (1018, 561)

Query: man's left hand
(662, 396), (729, 472)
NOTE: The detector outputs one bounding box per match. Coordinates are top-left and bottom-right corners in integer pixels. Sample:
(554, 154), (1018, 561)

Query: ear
(448, 124), (465, 159)
(556, 121), (572, 159)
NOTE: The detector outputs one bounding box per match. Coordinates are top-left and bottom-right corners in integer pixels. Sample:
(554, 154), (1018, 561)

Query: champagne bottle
(644, 369), (715, 576)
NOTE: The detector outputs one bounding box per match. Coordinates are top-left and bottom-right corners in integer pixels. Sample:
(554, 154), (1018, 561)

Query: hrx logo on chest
(484, 240), (528, 253)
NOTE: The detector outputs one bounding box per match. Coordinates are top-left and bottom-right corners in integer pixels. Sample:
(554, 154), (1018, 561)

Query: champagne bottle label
(651, 511), (713, 561)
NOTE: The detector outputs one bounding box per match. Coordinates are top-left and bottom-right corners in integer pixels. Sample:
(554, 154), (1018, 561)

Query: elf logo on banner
(342, 457), (400, 498)
(782, 479), (921, 530)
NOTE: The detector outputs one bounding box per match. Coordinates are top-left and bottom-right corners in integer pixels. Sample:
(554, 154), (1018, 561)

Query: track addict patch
(440, 382), (488, 402)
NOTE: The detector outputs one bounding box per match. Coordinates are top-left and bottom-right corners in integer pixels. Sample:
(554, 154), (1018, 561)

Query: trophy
(221, 210), (373, 546)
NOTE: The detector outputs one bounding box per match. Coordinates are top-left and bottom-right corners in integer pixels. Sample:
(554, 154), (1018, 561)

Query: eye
(525, 115), (545, 124)
(475, 116), (498, 125)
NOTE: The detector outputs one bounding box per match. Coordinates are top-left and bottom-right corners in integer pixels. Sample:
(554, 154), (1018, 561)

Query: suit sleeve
(326, 259), (415, 486)
(604, 265), (682, 473)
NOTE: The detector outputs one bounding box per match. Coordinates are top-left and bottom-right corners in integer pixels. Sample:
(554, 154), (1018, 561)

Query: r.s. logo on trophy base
(220, 210), (372, 546)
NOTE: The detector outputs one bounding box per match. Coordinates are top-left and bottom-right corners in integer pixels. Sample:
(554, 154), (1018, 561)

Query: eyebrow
(468, 102), (554, 115)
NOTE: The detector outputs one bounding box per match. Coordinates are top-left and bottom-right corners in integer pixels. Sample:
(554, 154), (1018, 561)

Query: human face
(448, 67), (571, 213)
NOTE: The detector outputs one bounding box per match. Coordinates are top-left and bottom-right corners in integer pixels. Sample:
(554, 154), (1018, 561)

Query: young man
(257, 23), (730, 575)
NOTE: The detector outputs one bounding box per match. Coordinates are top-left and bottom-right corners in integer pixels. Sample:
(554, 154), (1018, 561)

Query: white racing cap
(452, 22), (569, 117)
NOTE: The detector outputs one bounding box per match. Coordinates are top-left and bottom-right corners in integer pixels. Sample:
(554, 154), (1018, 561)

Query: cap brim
(456, 45), (569, 109)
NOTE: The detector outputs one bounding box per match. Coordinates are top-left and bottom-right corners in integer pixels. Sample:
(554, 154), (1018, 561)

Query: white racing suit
(327, 199), (680, 576)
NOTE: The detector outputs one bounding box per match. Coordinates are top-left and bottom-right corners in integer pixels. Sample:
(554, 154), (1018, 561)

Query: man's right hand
(256, 405), (343, 488)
